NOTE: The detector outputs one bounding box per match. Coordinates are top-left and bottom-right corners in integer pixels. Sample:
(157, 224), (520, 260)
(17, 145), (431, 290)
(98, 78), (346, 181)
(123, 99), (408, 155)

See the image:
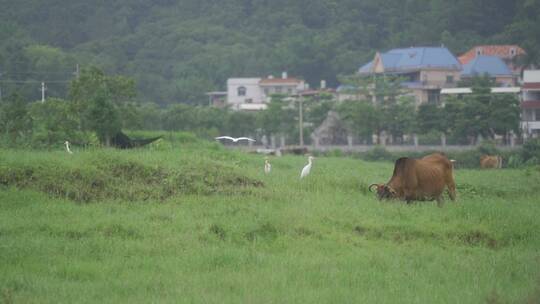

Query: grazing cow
(480, 155), (502, 169)
(369, 153), (456, 205)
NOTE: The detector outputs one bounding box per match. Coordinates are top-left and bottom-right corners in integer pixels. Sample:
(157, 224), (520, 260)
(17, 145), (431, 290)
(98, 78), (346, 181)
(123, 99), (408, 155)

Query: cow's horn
(368, 184), (379, 192)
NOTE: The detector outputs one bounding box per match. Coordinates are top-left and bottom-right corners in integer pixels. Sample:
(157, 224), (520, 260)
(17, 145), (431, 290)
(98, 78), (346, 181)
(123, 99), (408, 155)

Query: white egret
(215, 136), (256, 143)
(300, 156), (314, 179)
(64, 141), (73, 154)
(264, 158), (271, 174)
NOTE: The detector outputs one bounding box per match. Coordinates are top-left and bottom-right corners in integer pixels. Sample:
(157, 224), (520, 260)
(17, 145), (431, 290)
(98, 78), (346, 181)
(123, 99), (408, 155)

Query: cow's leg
(404, 189), (414, 204)
(447, 181), (457, 201)
(436, 196), (444, 207)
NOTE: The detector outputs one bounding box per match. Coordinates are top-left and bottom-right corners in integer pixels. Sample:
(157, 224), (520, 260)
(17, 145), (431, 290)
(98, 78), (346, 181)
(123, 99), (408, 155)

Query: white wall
(260, 82), (305, 102)
(227, 78), (263, 107)
(524, 70), (540, 83)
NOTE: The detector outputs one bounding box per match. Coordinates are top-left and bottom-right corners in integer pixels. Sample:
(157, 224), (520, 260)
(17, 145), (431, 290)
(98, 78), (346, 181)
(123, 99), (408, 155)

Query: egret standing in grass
(264, 157), (271, 174)
(64, 141), (73, 154)
(300, 156), (314, 179)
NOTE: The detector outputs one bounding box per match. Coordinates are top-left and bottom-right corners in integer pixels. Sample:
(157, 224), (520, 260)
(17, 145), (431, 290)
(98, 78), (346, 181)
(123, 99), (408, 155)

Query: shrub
(476, 140), (500, 156)
(507, 154), (524, 168)
(417, 131), (442, 145)
(521, 139), (540, 164)
(362, 146), (393, 161)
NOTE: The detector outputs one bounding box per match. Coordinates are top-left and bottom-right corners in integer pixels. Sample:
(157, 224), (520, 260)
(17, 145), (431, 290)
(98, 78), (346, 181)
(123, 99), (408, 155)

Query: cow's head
(369, 183), (397, 200)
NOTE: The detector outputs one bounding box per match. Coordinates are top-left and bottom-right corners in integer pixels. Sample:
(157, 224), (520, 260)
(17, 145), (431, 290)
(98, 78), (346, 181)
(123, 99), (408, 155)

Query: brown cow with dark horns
(369, 153), (456, 205)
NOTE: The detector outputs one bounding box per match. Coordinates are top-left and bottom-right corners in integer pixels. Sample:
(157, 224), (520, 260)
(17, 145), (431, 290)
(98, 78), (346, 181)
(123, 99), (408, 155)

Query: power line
(0, 64), (80, 76)
(0, 80), (71, 83)
(0, 64), (79, 101)
(0, 71), (77, 76)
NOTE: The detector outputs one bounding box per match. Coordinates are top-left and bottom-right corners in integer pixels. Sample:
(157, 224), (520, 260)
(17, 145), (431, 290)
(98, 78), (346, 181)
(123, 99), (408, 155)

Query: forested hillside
(1, 0), (539, 104)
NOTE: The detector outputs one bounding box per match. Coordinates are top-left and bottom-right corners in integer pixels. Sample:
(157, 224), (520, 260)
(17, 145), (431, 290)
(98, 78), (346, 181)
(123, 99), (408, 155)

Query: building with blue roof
(355, 46), (462, 105)
(359, 47), (462, 74)
(461, 55), (516, 86)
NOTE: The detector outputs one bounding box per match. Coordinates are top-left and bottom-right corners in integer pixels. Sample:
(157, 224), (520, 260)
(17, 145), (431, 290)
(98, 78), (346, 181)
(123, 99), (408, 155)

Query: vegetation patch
(454, 230), (500, 249)
(0, 154), (263, 202)
(209, 224), (227, 240)
(245, 222), (279, 242)
(353, 225), (503, 249)
(98, 223), (142, 240)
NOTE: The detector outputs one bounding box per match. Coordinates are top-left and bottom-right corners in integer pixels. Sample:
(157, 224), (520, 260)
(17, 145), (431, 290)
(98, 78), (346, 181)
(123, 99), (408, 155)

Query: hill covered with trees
(0, 0), (539, 104)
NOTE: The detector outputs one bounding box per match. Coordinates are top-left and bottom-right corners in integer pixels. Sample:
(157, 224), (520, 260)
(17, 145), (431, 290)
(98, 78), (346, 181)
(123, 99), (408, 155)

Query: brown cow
(480, 155), (502, 169)
(369, 153), (456, 205)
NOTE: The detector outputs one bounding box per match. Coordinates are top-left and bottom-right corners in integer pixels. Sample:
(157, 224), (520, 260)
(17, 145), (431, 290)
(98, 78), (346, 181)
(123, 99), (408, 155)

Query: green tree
(139, 103), (164, 130)
(337, 100), (381, 143)
(226, 111), (258, 138)
(162, 104), (197, 131)
(28, 98), (79, 146)
(444, 76), (520, 144)
(0, 93), (33, 144)
(417, 103), (446, 135)
(70, 67), (135, 106)
(84, 93), (121, 145)
(305, 98), (333, 129)
(257, 94), (296, 141)
(118, 103), (144, 130)
(68, 67), (135, 145)
(442, 95), (469, 143)
(337, 73), (410, 143)
(373, 75), (406, 107)
(488, 93), (520, 140)
(382, 96), (417, 143)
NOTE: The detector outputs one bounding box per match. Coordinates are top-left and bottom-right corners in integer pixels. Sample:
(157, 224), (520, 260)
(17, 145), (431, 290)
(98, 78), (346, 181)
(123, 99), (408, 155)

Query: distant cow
(369, 153), (456, 205)
(480, 155), (502, 169)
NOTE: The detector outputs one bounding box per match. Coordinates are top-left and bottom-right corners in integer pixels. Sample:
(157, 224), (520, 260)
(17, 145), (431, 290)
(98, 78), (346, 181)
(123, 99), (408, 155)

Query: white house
(225, 72), (307, 111)
(259, 72), (306, 103)
(521, 70), (540, 138)
(226, 78), (265, 111)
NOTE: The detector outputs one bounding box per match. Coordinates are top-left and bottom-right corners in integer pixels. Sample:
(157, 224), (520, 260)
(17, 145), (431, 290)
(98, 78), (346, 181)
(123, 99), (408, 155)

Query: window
(245, 98), (253, 104)
(287, 88), (292, 94)
(427, 89), (440, 104)
(536, 109), (540, 121)
(523, 109), (533, 121)
(446, 75), (454, 84)
(264, 88), (269, 95)
(476, 48), (482, 56)
(275, 87), (282, 93)
(237, 86), (246, 96)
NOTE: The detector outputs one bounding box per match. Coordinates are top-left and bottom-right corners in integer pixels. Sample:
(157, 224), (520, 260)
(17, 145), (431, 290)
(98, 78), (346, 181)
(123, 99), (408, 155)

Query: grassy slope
(1, 146), (540, 303)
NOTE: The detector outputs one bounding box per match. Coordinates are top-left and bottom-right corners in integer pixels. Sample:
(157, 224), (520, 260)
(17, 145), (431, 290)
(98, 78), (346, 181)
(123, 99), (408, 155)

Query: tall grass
(1, 144), (540, 303)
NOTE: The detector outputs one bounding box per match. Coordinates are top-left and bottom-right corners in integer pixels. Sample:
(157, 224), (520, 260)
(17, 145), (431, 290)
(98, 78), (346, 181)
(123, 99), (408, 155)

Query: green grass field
(1, 143), (540, 303)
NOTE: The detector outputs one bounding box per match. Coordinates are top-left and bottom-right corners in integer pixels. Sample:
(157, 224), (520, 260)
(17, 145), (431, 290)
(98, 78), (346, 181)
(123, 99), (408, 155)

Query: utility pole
(41, 82), (46, 102)
(74, 64), (80, 79)
(299, 94), (304, 147)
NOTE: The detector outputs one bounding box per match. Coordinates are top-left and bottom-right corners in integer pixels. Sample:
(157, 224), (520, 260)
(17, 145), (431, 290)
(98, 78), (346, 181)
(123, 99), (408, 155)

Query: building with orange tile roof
(458, 45), (526, 77)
